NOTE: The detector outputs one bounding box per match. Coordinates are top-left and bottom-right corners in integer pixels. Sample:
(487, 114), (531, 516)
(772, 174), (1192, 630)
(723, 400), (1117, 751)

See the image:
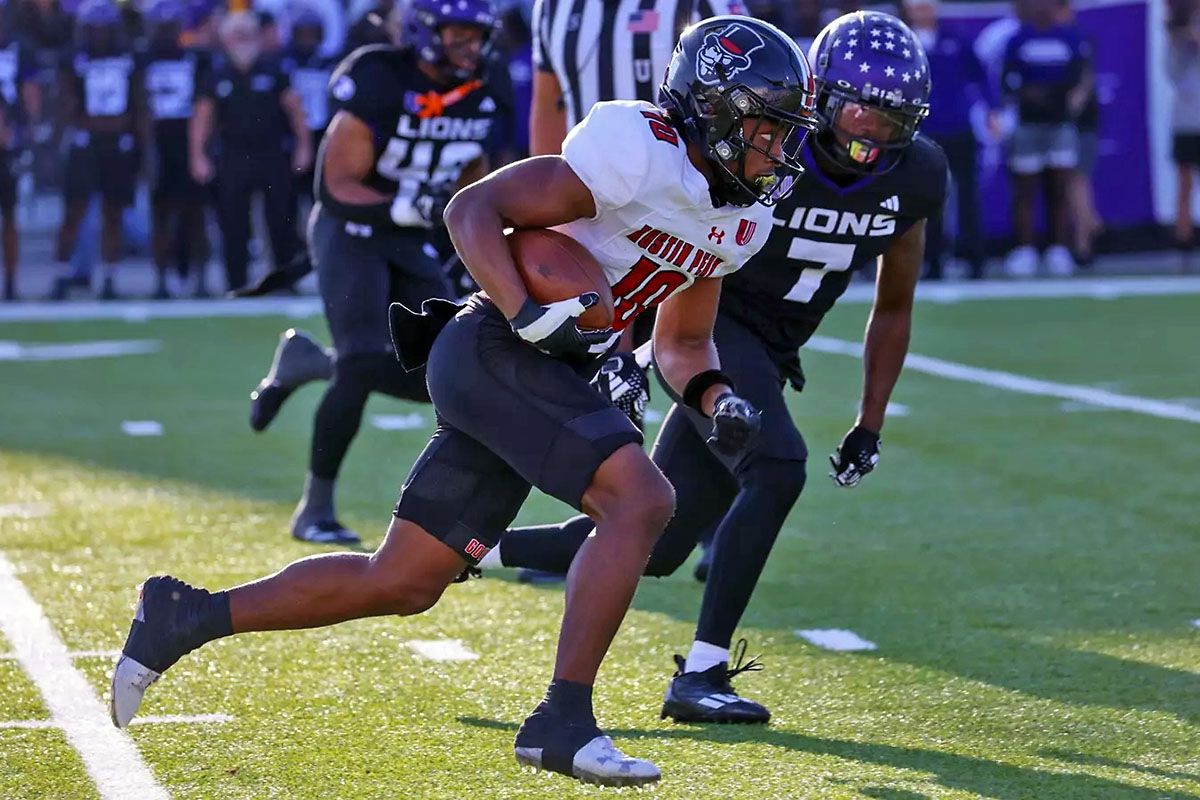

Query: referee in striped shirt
(529, 0), (744, 154)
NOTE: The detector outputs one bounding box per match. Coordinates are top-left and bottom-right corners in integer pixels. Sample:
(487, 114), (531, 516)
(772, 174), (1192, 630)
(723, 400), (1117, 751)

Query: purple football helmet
(401, 0), (496, 83)
(808, 11), (931, 174)
(144, 0), (184, 26)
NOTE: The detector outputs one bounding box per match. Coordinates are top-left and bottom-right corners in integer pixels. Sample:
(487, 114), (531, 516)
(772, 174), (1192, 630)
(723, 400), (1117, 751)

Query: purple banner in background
(942, 1), (1153, 236)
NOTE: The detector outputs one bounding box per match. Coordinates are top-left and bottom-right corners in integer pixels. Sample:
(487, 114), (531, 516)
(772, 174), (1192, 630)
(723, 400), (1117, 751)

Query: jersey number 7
(783, 237), (857, 303)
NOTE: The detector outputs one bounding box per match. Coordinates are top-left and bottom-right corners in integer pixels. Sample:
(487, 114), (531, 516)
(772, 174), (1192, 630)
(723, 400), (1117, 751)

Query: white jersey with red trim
(558, 100), (772, 331)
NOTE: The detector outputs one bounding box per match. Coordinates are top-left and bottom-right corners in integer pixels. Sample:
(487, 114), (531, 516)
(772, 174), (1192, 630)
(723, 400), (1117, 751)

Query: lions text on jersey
(318, 45), (501, 229)
(559, 100), (773, 332)
(720, 134), (948, 386)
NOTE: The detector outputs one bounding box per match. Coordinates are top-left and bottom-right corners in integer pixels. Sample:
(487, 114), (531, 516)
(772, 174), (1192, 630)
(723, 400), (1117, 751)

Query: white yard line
(0, 553), (170, 800)
(405, 639), (479, 662)
(0, 648), (120, 661)
(807, 336), (1200, 425)
(120, 421), (165, 437)
(0, 714), (232, 731)
(1, 277), (1199, 324)
(0, 339), (160, 362)
(795, 629), (878, 652)
(0, 503), (52, 520)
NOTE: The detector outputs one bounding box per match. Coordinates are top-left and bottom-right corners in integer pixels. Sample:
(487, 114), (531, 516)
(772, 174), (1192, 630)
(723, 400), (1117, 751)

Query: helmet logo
(696, 23), (765, 85)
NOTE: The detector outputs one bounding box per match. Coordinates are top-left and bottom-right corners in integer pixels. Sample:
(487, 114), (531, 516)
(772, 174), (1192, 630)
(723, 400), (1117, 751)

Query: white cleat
(109, 655), (161, 728)
(1004, 245), (1039, 278)
(1044, 245), (1076, 277)
(515, 734), (662, 787)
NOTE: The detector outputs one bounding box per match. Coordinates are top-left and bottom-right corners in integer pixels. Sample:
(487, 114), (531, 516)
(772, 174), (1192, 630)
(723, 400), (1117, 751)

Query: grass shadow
(458, 716), (1200, 800)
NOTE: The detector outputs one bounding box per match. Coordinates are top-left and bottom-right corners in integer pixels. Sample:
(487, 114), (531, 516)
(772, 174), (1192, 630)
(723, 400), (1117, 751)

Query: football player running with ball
(109, 16), (819, 788)
(486, 11), (949, 725)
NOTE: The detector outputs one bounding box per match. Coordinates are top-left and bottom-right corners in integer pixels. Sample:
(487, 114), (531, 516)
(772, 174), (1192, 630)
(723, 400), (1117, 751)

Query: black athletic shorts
(654, 311), (808, 477)
(0, 149), (15, 216)
(62, 131), (138, 206)
(309, 203), (452, 360)
(393, 297), (642, 564)
(1173, 133), (1200, 167)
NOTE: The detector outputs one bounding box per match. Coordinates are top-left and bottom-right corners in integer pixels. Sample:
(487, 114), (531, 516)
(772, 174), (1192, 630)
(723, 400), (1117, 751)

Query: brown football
(507, 228), (614, 330)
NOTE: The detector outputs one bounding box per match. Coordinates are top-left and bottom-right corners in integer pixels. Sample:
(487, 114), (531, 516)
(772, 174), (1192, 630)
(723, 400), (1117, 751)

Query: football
(507, 228), (614, 330)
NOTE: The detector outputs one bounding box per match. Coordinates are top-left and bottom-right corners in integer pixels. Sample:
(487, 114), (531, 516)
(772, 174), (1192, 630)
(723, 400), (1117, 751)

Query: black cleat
(249, 328), (332, 432)
(292, 519), (361, 544)
(515, 708), (660, 787)
(660, 640), (771, 724)
(110, 576), (225, 727)
(99, 277), (119, 301)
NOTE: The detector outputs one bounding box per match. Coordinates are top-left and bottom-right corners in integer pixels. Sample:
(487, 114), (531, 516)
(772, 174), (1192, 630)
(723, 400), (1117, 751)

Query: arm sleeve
(531, 0), (554, 73)
(561, 102), (651, 214)
(1000, 36), (1021, 97)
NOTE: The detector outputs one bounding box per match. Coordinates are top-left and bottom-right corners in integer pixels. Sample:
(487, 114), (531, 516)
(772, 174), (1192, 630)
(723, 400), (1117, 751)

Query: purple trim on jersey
(801, 141), (879, 195)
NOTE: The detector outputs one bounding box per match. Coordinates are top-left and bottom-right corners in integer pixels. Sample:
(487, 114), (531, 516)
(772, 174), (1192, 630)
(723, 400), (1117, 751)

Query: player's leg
(419, 299), (661, 785)
(260, 151), (301, 271)
(493, 404), (735, 578)
(110, 502), (471, 727)
(215, 155), (252, 292)
(0, 153), (17, 301)
(288, 218), (441, 541)
(1174, 154), (1194, 252)
(658, 315), (808, 724)
(1005, 125), (1042, 278)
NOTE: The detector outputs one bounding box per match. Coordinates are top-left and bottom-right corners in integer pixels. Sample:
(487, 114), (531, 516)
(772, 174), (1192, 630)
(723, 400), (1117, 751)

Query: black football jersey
(66, 50), (140, 125)
(721, 134), (948, 387)
(139, 45), (207, 137)
(318, 46), (500, 219)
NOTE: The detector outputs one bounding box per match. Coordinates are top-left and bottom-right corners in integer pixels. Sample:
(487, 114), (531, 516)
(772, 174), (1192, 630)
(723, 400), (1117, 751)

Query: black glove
(509, 294), (613, 362)
(829, 426), (881, 488)
(706, 393), (761, 456)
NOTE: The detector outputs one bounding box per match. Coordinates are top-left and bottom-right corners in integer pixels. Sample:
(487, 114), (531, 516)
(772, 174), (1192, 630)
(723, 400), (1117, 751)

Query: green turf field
(1, 293), (1198, 799)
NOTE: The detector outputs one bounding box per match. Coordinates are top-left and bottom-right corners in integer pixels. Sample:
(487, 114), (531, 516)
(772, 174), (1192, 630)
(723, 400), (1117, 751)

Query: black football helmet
(660, 15), (819, 208)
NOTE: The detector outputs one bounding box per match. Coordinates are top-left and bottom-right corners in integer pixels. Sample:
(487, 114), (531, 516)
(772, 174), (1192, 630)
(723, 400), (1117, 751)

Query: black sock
(199, 590), (234, 643)
(499, 515), (594, 573)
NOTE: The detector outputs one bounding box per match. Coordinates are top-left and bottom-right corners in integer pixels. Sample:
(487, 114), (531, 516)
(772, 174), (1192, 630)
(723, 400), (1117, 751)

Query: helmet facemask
(696, 85), (819, 207)
(810, 82), (928, 176)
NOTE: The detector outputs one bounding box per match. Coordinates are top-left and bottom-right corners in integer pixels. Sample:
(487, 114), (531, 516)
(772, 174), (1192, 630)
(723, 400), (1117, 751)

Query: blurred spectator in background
(52, 0), (145, 300)
(256, 9), (283, 55)
(190, 10), (311, 292)
(1001, 0), (1090, 278)
(141, 0), (211, 298)
(344, 0), (395, 53)
(1168, 0), (1200, 267)
(281, 6), (336, 210)
(0, 9), (40, 300)
(1055, 0), (1100, 266)
(903, 0), (996, 280)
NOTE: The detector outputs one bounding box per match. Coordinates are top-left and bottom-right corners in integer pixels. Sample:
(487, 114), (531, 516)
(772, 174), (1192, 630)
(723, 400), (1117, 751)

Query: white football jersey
(558, 100), (773, 332)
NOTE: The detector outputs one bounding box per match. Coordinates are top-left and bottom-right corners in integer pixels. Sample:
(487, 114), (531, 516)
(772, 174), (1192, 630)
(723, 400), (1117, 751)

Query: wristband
(683, 370), (735, 417)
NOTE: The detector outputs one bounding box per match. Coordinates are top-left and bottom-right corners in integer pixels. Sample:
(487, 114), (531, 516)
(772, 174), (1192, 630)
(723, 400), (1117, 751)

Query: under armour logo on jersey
(708, 227), (725, 244)
(880, 195), (900, 212)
